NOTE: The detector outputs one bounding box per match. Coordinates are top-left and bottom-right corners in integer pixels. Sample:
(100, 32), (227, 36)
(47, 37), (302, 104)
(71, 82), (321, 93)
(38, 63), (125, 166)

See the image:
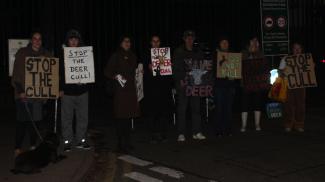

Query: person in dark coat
(143, 35), (174, 143)
(213, 36), (237, 136)
(240, 36), (265, 132)
(105, 36), (140, 153)
(11, 31), (52, 157)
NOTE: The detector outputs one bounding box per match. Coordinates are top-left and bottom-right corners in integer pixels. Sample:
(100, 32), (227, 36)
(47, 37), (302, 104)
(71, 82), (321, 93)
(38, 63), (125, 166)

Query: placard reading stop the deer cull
(25, 57), (59, 99)
(284, 53), (317, 89)
(216, 52), (242, 79)
(151, 47), (172, 76)
(64, 46), (95, 84)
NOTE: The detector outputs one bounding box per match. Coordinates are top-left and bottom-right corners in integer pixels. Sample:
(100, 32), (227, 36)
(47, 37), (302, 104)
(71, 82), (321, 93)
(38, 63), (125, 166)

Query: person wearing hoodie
(12, 31), (52, 157)
(173, 30), (206, 142)
(213, 36), (237, 136)
(59, 30), (91, 152)
(105, 36), (140, 153)
(240, 36), (265, 132)
(143, 35), (174, 143)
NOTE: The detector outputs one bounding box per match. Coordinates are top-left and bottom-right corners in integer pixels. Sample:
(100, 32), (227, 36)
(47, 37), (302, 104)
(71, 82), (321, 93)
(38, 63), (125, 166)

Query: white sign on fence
(64, 46), (95, 84)
(8, 39), (30, 76)
(135, 63), (144, 101)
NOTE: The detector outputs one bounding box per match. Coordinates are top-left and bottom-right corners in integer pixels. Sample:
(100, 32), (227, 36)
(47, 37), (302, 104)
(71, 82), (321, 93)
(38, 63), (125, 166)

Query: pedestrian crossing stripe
(118, 155), (153, 166)
(124, 172), (163, 182)
(149, 166), (184, 179)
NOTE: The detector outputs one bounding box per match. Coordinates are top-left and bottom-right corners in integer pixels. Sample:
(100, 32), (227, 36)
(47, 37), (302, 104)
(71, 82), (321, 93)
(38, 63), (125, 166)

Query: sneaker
(193, 133), (206, 140)
(76, 139), (91, 150)
(177, 134), (186, 142)
(30, 146), (36, 151)
(255, 127), (262, 131)
(285, 128), (292, 132)
(64, 145), (72, 152)
(296, 128), (304, 132)
(240, 128), (246, 132)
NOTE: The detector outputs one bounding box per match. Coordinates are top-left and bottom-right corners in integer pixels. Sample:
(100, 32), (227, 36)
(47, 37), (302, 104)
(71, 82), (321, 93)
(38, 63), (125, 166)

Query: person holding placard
(143, 35), (174, 143)
(278, 42), (306, 132)
(59, 30), (91, 152)
(105, 36), (140, 153)
(240, 36), (265, 132)
(11, 31), (51, 157)
(213, 36), (237, 136)
(173, 30), (206, 142)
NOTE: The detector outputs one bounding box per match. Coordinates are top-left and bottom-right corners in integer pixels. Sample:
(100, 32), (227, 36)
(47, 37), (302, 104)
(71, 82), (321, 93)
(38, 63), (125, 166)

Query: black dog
(11, 133), (66, 174)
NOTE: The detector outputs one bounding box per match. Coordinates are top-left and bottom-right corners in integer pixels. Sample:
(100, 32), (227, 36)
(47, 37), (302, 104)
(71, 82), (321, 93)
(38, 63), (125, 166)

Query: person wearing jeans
(213, 36), (236, 136)
(60, 30), (91, 152)
(173, 30), (206, 142)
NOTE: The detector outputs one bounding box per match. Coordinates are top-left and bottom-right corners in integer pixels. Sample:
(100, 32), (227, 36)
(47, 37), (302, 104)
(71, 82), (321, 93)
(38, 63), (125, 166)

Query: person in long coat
(105, 36), (140, 153)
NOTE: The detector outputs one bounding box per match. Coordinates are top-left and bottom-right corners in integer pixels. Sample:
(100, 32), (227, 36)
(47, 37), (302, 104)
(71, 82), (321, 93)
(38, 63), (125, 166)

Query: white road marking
(118, 155), (153, 166)
(149, 166), (184, 179)
(124, 172), (163, 182)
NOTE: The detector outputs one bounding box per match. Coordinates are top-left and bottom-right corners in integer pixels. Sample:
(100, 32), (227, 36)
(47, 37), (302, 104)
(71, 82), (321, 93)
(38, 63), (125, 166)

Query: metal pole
(131, 118), (134, 129)
(206, 98), (209, 122)
(54, 99), (58, 133)
(172, 89), (176, 125)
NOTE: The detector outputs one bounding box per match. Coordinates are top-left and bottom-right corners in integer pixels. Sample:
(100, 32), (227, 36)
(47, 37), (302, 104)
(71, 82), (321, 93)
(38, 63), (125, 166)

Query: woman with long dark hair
(105, 36), (140, 153)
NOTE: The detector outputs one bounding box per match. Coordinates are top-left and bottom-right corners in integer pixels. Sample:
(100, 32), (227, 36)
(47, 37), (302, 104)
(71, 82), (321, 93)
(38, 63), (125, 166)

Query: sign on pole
(216, 52), (242, 79)
(284, 53), (317, 89)
(260, 0), (289, 56)
(64, 46), (95, 84)
(181, 59), (214, 97)
(25, 57), (59, 99)
(8, 39), (29, 76)
(135, 64), (144, 101)
(150, 47), (172, 76)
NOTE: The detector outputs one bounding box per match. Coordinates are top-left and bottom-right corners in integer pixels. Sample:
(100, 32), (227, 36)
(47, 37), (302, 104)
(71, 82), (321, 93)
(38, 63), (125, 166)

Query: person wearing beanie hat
(59, 29), (91, 152)
(173, 30), (206, 142)
(213, 36), (237, 137)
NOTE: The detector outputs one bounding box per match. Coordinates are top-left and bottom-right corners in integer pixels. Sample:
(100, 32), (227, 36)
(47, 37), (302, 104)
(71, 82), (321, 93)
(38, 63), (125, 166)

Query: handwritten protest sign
(8, 39), (29, 76)
(64, 46), (95, 84)
(25, 57), (59, 99)
(151, 47), (172, 76)
(135, 64), (144, 101)
(284, 53), (317, 89)
(181, 59), (214, 97)
(216, 52), (242, 79)
(242, 58), (270, 92)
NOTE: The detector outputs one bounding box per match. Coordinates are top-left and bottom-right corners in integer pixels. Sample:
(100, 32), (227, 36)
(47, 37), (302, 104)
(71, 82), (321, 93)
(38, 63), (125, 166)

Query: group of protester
(11, 29), (307, 156)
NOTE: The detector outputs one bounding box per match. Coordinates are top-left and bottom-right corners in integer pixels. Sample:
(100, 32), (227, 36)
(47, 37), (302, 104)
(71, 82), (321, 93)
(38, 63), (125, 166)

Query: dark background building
(0, 0), (324, 121)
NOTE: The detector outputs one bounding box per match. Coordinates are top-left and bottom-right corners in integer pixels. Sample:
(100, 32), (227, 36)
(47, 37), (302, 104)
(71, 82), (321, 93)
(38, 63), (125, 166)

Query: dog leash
(24, 101), (44, 141)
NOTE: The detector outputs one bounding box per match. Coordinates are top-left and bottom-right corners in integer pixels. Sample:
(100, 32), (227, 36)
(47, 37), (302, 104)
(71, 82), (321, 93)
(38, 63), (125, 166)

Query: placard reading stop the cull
(64, 46), (95, 84)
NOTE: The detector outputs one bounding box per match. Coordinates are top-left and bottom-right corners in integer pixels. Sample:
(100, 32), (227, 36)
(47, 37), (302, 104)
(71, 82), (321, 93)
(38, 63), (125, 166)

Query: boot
(254, 111), (261, 131)
(241, 112), (248, 132)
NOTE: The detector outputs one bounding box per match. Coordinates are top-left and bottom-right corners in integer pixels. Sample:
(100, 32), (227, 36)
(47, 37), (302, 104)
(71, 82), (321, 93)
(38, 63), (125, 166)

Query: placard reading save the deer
(64, 46), (95, 84)
(25, 57), (59, 99)
(151, 47), (172, 76)
(284, 53), (317, 89)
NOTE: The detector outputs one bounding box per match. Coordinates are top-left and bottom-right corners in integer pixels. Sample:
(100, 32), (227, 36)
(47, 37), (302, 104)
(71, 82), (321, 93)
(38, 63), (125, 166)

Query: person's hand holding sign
(115, 74), (127, 88)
